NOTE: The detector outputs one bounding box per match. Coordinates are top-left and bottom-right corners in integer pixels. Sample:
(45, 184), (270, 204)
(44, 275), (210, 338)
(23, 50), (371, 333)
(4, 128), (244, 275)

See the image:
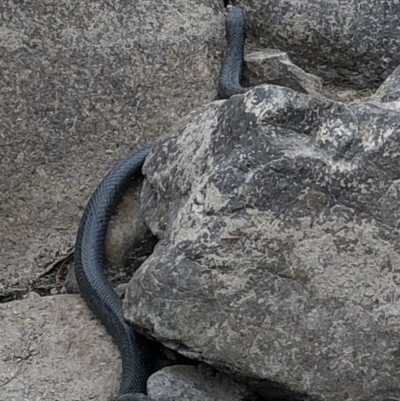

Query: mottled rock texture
(243, 50), (323, 95)
(64, 46), (325, 294)
(147, 364), (258, 401)
(0, 293), (121, 401)
(371, 65), (400, 103)
(0, 0), (225, 296)
(232, 0), (400, 88)
(124, 78), (400, 401)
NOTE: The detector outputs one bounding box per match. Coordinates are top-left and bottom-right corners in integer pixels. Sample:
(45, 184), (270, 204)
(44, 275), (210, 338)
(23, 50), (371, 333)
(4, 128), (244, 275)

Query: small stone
(147, 365), (257, 401)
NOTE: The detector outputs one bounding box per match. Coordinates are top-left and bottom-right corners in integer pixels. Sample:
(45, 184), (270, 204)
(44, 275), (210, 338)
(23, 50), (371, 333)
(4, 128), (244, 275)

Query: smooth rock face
(0, 294), (121, 401)
(0, 0), (225, 297)
(232, 0), (400, 88)
(147, 364), (257, 401)
(124, 76), (400, 401)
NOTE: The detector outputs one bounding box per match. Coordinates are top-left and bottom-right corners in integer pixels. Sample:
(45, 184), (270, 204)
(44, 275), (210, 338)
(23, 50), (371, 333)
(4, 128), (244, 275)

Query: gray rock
(371, 65), (400, 103)
(123, 82), (400, 401)
(0, 294), (121, 400)
(63, 28), (325, 295)
(367, 391), (400, 401)
(147, 364), (257, 401)
(243, 50), (323, 95)
(0, 0), (225, 298)
(232, 0), (400, 88)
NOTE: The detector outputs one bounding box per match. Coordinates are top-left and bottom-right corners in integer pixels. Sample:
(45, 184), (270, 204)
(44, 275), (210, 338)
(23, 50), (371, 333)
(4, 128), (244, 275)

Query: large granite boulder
(123, 71), (400, 401)
(232, 0), (400, 88)
(0, 0), (225, 297)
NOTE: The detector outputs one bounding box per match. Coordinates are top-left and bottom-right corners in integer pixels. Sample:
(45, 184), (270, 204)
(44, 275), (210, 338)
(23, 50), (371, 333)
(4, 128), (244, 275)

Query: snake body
(219, 6), (247, 99)
(74, 5), (248, 401)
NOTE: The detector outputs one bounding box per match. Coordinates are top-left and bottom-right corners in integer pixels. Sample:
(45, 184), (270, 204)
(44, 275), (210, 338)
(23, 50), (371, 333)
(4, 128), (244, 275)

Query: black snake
(74, 5), (248, 401)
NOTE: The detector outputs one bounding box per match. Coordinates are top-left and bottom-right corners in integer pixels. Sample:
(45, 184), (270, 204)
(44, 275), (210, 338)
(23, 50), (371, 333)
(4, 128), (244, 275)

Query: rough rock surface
(0, 293), (121, 401)
(243, 50), (323, 95)
(63, 46), (328, 294)
(232, 0), (400, 88)
(147, 364), (258, 401)
(124, 74), (400, 401)
(0, 0), (225, 297)
(371, 65), (400, 103)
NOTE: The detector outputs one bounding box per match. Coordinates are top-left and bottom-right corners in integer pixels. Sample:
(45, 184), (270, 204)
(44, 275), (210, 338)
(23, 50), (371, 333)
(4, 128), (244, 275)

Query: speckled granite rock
(232, 0), (400, 88)
(371, 65), (400, 103)
(123, 82), (400, 401)
(0, 0), (225, 297)
(147, 364), (258, 401)
(0, 293), (121, 401)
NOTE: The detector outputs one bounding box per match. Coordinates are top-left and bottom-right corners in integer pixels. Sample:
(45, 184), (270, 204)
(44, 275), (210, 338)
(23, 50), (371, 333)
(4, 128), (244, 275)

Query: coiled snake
(74, 5), (249, 401)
